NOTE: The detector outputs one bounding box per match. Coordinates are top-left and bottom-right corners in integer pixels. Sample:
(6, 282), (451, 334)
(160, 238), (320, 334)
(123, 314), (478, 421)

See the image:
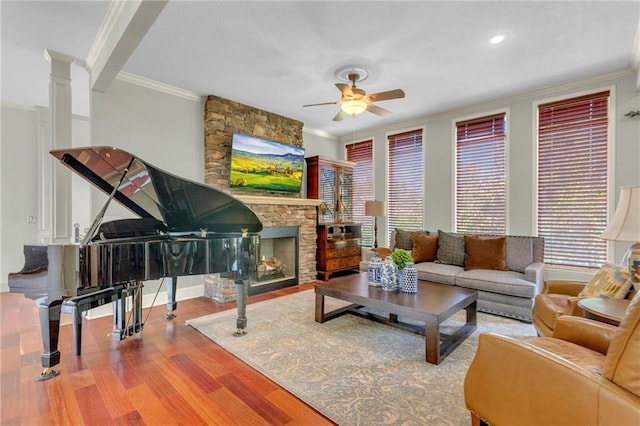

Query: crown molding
(303, 126), (338, 140)
(115, 71), (203, 102)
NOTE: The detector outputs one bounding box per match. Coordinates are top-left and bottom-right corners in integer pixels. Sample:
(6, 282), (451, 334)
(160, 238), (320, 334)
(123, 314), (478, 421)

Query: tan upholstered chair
(464, 291), (640, 426)
(532, 280), (588, 336)
(533, 279), (637, 337)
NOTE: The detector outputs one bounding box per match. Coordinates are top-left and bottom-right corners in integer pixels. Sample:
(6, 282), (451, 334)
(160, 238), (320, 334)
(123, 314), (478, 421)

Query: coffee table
(315, 272), (478, 365)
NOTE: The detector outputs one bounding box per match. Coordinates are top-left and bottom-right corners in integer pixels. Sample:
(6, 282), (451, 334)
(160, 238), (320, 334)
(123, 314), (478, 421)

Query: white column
(44, 49), (74, 243)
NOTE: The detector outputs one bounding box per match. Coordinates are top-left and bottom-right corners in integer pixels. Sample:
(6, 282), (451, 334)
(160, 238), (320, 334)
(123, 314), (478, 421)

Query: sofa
(360, 229), (545, 322)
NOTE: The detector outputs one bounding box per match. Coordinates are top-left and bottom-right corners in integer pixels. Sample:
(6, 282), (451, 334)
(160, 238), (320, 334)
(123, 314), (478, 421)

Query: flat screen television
(229, 132), (305, 193)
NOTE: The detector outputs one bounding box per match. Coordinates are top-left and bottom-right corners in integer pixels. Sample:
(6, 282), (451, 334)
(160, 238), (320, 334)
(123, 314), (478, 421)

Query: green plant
(391, 249), (413, 269)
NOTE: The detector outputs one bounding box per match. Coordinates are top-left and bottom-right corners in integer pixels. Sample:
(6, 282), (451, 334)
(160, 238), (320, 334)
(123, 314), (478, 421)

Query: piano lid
(50, 146), (263, 235)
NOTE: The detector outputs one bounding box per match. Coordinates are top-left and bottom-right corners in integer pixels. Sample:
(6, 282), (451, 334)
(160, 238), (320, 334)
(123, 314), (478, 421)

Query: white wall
(338, 70), (640, 281)
(0, 106), (93, 291)
(1, 106), (39, 290)
(3, 70), (636, 291)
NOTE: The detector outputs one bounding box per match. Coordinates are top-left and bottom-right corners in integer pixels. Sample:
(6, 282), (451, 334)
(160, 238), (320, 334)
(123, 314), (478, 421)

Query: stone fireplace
(203, 95), (321, 288)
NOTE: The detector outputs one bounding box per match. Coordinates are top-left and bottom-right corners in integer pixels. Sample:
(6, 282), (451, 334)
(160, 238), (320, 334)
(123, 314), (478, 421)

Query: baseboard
(84, 283), (206, 320)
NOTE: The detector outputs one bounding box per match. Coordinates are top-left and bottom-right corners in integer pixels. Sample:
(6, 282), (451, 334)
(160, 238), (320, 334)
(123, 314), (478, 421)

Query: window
(387, 129), (423, 239)
(455, 113), (507, 234)
(346, 140), (373, 246)
(537, 90), (610, 268)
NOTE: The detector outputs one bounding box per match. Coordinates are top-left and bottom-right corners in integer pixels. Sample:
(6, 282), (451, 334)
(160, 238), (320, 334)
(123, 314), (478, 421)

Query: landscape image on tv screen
(229, 133), (305, 193)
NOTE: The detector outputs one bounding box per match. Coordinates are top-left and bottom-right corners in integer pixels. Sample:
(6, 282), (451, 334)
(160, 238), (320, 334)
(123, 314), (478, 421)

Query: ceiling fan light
(341, 99), (368, 116)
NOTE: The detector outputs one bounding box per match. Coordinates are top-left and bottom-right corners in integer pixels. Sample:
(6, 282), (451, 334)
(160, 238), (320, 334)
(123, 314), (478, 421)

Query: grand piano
(8, 146), (262, 381)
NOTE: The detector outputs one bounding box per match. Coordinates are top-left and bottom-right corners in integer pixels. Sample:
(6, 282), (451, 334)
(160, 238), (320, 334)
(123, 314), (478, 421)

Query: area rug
(186, 290), (536, 425)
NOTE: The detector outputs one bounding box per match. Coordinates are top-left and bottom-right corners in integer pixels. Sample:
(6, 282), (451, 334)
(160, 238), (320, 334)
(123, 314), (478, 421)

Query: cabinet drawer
(326, 239), (360, 250)
(326, 255), (361, 271)
(325, 245), (361, 259)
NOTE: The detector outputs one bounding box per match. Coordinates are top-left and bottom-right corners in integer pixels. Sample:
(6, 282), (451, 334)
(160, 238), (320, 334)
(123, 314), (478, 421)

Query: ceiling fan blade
(333, 109), (347, 121)
(367, 89), (405, 102)
(335, 83), (353, 97)
(366, 103), (391, 117)
(302, 101), (339, 107)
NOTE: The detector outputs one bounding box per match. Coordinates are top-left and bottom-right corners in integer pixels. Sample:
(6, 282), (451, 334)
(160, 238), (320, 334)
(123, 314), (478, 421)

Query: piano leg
(164, 276), (177, 319)
(113, 282), (144, 340)
(234, 278), (248, 336)
(35, 297), (63, 381)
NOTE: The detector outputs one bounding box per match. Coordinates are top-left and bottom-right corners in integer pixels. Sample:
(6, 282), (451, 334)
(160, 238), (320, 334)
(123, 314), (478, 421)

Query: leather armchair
(532, 280), (587, 336)
(464, 291), (640, 426)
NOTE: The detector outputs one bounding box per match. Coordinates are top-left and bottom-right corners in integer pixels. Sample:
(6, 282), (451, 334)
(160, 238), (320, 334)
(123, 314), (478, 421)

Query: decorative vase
(401, 262), (418, 293)
(381, 255), (397, 291)
(367, 252), (383, 287)
(396, 268), (405, 290)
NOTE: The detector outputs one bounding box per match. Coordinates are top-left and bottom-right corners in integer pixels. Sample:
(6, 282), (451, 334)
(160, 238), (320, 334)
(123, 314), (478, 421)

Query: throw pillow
(372, 247), (392, 259)
(436, 230), (465, 266)
(412, 233), (438, 262)
(505, 236), (533, 273)
(579, 263), (633, 299)
(464, 236), (507, 271)
(394, 228), (429, 251)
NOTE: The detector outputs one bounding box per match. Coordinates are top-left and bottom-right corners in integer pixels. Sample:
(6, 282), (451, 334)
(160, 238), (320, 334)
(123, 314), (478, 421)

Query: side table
(577, 297), (630, 326)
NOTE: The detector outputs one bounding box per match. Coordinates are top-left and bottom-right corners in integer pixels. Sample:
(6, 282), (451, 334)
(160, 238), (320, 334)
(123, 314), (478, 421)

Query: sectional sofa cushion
(436, 230), (465, 266)
(456, 269), (538, 299)
(414, 262), (461, 285)
(412, 233), (438, 262)
(464, 236), (507, 271)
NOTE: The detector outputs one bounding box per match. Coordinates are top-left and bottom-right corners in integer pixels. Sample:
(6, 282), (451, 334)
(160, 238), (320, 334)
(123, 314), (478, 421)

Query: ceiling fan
(303, 73), (405, 121)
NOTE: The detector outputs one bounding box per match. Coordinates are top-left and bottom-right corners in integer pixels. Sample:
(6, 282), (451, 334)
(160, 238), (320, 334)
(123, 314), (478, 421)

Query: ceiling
(2, 1), (639, 138)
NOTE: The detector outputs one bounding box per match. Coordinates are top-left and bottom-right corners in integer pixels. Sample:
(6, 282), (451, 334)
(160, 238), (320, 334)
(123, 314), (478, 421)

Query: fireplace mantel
(237, 195), (323, 207)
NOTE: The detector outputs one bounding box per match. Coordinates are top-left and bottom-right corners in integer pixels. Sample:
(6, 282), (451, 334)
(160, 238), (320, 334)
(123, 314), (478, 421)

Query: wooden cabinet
(305, 156), (356, 224)
(306, 156), (361, 280)
(316, 223), (362, 281)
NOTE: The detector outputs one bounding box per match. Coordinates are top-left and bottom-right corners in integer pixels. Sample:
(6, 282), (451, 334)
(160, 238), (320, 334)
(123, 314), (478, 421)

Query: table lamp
(600, 185), (640, 281)
(365, 200), (386, 248)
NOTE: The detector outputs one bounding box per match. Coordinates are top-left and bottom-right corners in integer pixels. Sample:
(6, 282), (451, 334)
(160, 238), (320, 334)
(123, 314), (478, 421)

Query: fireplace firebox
(250, 226), (299, 295)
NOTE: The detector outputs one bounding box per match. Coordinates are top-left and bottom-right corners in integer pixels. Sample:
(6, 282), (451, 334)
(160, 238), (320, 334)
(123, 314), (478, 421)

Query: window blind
(387, 129), (423, 239)
(537, 90), (610, 268)
(456, 113), (507, 234)
(346, 140), (374, 246)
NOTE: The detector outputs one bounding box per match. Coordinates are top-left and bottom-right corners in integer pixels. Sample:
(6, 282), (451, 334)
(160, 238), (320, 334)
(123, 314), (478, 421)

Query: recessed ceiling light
(489, 34), (506, 45)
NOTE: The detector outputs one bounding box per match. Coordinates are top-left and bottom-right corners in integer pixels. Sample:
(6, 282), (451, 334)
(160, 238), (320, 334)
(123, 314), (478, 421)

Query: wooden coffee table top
(314, 272), (478, 364)
(315, 272), (477, 325)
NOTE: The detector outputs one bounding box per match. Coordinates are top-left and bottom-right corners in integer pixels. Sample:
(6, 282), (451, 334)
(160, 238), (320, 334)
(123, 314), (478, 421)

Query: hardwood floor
(1, 283), (335, 425)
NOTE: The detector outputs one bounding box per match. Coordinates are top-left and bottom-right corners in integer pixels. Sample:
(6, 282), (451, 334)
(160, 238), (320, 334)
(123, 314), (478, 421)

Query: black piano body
(8, 146), (262, 381)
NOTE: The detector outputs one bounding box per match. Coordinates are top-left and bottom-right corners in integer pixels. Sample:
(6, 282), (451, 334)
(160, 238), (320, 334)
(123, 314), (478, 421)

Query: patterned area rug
(186, 290), (536, 425)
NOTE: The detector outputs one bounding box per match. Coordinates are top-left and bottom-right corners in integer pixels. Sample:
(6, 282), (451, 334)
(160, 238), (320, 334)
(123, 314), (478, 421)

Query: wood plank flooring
(1, 283), (335, 425)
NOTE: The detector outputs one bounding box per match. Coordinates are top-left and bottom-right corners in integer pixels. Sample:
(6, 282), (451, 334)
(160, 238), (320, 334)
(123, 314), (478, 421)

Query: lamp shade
(341, 99), (368, 116)
(365, 200), (386, 217)
(600, 185), (640, 242)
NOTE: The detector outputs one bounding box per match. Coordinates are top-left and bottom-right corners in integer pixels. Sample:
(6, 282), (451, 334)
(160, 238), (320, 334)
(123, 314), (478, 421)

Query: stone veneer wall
(203, 95), (317, 284)
(204, 95), (303, 194)
(249, 203), (318, 285)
